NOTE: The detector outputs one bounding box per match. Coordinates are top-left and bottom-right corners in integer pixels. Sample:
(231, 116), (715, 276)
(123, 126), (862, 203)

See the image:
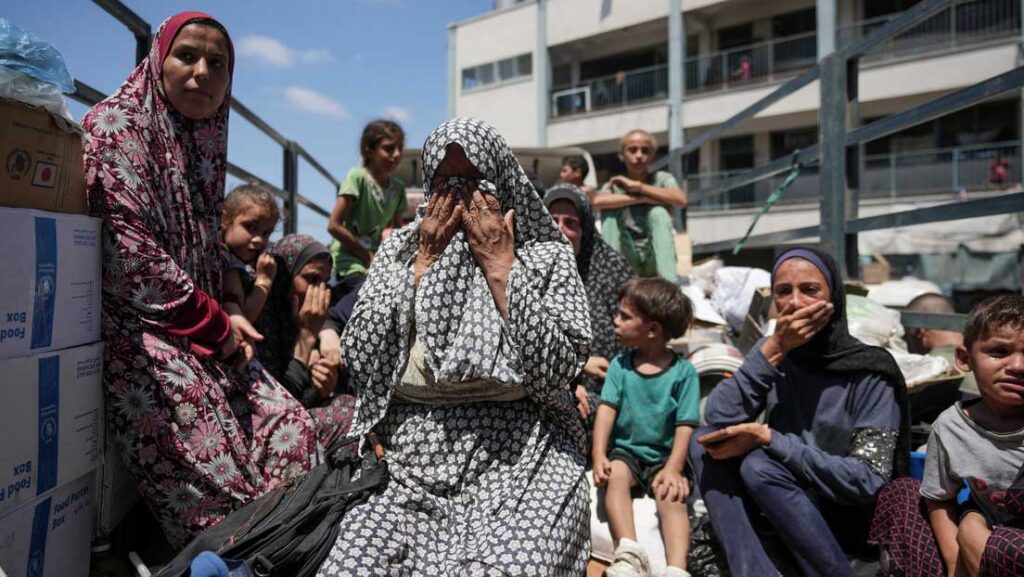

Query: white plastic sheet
(710, 267), (771, 333)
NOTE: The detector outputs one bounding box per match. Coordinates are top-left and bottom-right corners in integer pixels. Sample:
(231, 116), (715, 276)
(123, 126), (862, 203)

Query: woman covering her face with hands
(254, 234), (351, 409)
(688, 247), (909, 577)
(318, 118), (593, 576)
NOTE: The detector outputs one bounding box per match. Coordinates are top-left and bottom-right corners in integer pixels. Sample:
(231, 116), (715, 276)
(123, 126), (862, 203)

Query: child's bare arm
(652, 425), (695, 502)
(318, 328), (342, 364)
(592, 191), (649, 210)
(328, 196), (371, 264)
(242, 253), (275, 321)
(592, 404), (616, 459)
(637, 182), (687, 208)
(592, 404), (617, 486)
(665, 424), (694, 474)
(926, 497), (964, 576)
(608, 175), (688, 208)
(222, 269), (247, 319)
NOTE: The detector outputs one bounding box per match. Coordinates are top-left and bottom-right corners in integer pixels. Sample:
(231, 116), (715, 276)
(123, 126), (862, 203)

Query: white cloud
(285, 87), (349, 118)
(299, 48), (335, 65)
(237, 35), (335, 68)
(381, 106), (412, 122)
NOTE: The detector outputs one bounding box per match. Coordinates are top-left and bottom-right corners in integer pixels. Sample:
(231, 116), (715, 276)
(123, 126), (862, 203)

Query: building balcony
(687, 140), (1020, 212)
(550, 0), (1019, 119)
(838, 0), (1020, 62)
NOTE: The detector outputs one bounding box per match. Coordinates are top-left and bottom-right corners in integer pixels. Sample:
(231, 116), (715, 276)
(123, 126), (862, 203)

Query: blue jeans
(689, 427), (870, 577)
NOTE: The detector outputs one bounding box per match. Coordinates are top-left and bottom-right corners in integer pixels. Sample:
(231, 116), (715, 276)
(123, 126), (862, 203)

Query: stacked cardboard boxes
(0, 97), (105, 577)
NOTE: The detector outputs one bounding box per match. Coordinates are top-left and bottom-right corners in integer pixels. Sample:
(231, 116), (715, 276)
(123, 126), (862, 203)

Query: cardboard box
(0, 98), (87, 214)
(0, 343), (103, 518)
(674, 232), (693, 277)
(0, 473), (93, 577)
(862, 253), (892, 285)
(0, 208), (101, 360)
(736, 286), (773, 354)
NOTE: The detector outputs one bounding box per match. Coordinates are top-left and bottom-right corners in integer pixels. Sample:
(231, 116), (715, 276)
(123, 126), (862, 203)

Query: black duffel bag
(156, 437), (387, 577)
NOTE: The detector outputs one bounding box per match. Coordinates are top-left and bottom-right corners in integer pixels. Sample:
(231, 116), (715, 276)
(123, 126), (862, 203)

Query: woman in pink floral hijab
(82, 12), (353, 548)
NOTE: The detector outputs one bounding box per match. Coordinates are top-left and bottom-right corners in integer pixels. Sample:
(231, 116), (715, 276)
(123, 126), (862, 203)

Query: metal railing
(551, 64), (668, 117)
(69, 0), (334, 234)
(551, 32), (816, 116)
(838, 0), (1020, 60)
(685, 31), (818, 95)
(655, 0), (1024, 330)
(687, 140), (1021, 210)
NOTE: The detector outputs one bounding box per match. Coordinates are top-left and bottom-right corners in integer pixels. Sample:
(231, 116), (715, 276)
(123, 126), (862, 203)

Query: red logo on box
(32, 161), (57, 188)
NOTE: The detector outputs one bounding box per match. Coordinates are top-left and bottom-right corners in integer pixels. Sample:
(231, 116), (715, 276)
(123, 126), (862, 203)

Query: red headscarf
(83, 12), (234, 350)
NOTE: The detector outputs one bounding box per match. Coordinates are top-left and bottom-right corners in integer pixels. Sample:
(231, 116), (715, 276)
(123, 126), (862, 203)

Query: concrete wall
(455, 2), (537, 67)
(458, 79), (541, 146)
(453, 2), (540, 146)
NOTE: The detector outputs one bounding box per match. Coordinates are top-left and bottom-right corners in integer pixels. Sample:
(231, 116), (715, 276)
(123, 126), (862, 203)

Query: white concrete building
(448, 0), (1021, 252)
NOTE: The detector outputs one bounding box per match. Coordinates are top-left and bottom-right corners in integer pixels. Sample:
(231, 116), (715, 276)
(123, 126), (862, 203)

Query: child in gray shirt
(920, 295), (1024, 576)
(921, 402), (1024, 524)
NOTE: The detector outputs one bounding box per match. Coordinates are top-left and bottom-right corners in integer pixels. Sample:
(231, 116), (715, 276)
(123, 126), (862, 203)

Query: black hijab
(543, 183), (598, 281)
(255, 234), (332, 381)
(772, 246), (911, 477)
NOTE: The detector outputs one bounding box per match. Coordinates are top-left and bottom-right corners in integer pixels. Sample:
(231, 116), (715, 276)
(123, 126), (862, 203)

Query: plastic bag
(0, 19), (74, 93)
(847, 294), (905, 349)
(710, 267), (771, 333)
(688, 257), (724, 297)
(889, 348), (950, 388)
(0, 65), (71, 119)
(682, 284), (729, 326)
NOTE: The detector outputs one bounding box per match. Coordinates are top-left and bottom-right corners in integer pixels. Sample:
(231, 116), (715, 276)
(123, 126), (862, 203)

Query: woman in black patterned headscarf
(255, 234), (345, 408)
(544, 183), (635, 423)
(318, 118), (593, 576)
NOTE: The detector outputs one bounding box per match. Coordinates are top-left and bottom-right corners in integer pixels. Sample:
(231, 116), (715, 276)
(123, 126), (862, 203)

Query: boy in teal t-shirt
(593, 278), (698, 577)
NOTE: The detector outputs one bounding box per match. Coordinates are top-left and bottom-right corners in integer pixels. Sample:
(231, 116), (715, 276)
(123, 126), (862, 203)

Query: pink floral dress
(82, 12), (353, 548)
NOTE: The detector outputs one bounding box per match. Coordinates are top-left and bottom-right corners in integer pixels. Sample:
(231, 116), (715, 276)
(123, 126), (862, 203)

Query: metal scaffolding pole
(536, 0), (549, 147)
(283, 142), (299, 234)
(816, 0), (836, 58)
(818, 54), (849, 273)
(668, 0), (685, 229)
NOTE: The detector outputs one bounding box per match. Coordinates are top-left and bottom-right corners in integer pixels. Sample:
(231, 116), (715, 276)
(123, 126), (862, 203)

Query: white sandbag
(710, 267), (771, 333)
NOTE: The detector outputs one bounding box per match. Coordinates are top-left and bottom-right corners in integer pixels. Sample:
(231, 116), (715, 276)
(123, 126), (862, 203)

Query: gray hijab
(341, 118), (593, 447)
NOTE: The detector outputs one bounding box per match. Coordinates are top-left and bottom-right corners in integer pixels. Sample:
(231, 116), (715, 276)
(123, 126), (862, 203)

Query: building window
(462, 53), (533, 91)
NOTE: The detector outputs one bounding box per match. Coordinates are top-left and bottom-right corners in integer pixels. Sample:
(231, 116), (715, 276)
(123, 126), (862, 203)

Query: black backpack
(155, 439), (387, 577)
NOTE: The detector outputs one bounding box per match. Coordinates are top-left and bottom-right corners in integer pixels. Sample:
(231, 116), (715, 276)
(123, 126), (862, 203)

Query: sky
(6, 0), (492, 238)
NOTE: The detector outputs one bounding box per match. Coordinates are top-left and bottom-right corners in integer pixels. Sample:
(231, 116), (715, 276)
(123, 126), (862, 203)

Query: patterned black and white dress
(317, 118), (593, 576)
